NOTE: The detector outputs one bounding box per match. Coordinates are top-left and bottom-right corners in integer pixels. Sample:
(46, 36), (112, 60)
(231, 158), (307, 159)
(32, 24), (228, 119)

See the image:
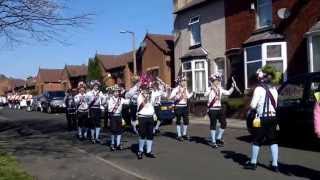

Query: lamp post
(120, 30), (137, 75)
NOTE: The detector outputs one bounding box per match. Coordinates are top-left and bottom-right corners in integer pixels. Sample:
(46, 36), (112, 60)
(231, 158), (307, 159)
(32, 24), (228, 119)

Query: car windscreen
(48, 91), (65, 99)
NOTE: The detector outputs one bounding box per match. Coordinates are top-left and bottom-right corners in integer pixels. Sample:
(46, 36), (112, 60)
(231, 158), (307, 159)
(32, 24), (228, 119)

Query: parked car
(277, 72), (320, 142)
(158, 100), (175, 124)
(39, 91), (66, 113)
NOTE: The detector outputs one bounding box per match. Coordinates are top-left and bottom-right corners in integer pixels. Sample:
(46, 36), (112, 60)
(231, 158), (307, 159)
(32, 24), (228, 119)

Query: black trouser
(110, 114), (122, 135)
(104, 106), (109, 128)
(175, 106), (189, 125)
(77, 111), (88, 128)
(253, 116), (278, 146)
(138, 116), (154, 140)
(129, 104), (137, 122)
(208, 109), (227, 130)
(89, 108), (101, 128)
(66, 109), (77, 130)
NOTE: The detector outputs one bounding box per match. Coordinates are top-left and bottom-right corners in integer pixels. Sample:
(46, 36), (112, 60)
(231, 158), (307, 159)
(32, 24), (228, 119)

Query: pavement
(0, 108), (319, 180)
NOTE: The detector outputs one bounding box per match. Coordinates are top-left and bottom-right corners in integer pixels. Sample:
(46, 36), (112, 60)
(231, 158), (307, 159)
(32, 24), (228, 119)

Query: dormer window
(256, 0), (272, 29)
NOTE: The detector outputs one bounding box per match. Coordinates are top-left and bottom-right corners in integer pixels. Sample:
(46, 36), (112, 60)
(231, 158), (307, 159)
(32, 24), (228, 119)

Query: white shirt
(205, 86), (234, 109)
(86, 90), (105, 108)
(75, 93), (89, 112)
(137, 92), (155, 116)
(108, 97), (129, 114)
(125, 84), (139, 104)
(169, 86), (193, 106)
(152, 88), (166, 106)
(250, 85), (278, 117)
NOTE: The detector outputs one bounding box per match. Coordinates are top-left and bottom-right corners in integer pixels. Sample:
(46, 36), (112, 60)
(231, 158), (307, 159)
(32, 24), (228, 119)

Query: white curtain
(313, 35), (320, 72)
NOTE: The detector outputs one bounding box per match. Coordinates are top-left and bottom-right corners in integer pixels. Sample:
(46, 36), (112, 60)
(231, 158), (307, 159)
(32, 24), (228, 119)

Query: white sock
(78, 127), (82, 137)
(116, 135), (122, 146)
(90, 129), (95, 140)
(183, 125), (188, 136)
(111, 135), (115, 145)
(176, 126), (182, 137)
(139, 139), (145, 152)
(84, 129), (87, 138)
(95, 128), (101, 140)
(270, 144), (279, 166)
(146, 140), (153, 153)
(216, 128), (225, 140)
(210, 130), (216, 143)
(251, 145), (260, 164)
(155, 121), (161, 130)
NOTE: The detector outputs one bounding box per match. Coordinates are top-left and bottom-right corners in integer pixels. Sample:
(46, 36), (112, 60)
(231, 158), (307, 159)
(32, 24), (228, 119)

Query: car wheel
(47, 106), (52, 114)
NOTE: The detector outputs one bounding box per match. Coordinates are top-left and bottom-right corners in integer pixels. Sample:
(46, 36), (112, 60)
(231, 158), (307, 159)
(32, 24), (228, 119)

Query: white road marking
(74, 147), (148, 180)
(0, 115), (9, 120)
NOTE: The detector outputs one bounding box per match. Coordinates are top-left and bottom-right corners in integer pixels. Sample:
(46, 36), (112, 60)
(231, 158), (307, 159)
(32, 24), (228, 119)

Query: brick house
(25, 76), (37, 95)
(225, 0), (320, 89)
(61, 65), (88, 90)
(137, 33), (175, 86)
(96, 52), (134, 90)
(36, 68), (64, 94)
(173, 0), (228, 94)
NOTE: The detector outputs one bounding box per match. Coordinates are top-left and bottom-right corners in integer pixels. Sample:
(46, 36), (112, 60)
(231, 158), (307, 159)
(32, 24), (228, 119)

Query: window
(189, 16), (201, 46)
(256, 0), (272, 29)
(244, 42), (287, 89)
(278, 81), (305, 106)
(308, 35), (320, 72)
(182, 60), (208, 93)
(215, 59), (226, 87)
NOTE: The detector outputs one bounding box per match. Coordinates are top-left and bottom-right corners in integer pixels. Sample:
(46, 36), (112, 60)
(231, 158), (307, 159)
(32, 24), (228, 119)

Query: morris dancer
(244, 67), (279, 172)
(125, 75), (140, 134)
(74, 82), (89, 140)
(87, 80), (105, 144)
(26, 93), (33, 112)
(205, 73), (235, 148)
(170, 76), (193, 142)
(152, 77), (168, 135)
(65, 89), (77, 131)
(137, 74), (156, 159)
(108, 85), (129, 151)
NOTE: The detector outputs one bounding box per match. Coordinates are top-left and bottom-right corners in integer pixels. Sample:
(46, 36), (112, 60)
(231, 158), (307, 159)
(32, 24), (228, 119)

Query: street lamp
(120, 30), (137, 75)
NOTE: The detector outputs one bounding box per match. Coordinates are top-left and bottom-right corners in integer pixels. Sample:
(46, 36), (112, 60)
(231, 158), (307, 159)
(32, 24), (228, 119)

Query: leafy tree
(87, 57), (102, 82)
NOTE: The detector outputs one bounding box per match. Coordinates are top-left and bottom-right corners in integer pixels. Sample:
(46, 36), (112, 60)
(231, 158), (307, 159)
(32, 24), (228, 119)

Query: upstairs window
(256, 0), (272, 29)
(189, 16), (201, 46)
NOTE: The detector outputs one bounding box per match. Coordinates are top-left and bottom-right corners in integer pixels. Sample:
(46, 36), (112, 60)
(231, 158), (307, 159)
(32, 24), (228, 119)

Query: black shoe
(210, 142), (218, 149)
(91, 139), (96, 144)
(137, 151), (143, 160)
(182, 135), (190, 141)
(96, 139), (101, 144)
(177, 136), (183, 142)
(145, 153), (156, 158)
(244, 161), (257, 170)
(270, 165), (279, 173)
(216, 139), (224, 147)
(116, 145), (122, 151)
(155, 129), (160, 135)
(110, 145), (115, 151)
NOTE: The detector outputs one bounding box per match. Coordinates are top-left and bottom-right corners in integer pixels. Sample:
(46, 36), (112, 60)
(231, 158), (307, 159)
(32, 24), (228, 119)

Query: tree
(87, 57), (102, 82)
(0, 0), (93, 45)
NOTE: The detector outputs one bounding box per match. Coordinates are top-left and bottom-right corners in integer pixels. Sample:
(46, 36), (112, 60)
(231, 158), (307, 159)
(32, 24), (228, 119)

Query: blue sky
(0, 0), (173, 79)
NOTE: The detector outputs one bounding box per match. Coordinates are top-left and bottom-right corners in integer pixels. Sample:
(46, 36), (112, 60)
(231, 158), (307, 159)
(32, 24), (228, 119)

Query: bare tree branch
(0, 0), (94, 46)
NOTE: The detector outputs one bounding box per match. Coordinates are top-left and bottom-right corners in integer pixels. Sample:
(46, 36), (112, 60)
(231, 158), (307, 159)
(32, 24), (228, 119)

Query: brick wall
(141, 38), (173, 86)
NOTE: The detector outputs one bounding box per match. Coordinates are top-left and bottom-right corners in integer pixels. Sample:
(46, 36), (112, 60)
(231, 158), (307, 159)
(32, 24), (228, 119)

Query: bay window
(182, 60), (208, 93)
(256, 0), (272, 29)
(189, 16), (201, 46)
(244, 42), (287, 89)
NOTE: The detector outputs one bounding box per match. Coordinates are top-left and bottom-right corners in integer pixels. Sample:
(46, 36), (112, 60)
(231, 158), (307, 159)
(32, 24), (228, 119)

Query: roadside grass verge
(0, 151), (34, 180)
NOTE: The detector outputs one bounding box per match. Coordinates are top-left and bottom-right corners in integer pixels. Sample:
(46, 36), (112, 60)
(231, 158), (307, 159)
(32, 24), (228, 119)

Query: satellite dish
(277, 8), (291, 19)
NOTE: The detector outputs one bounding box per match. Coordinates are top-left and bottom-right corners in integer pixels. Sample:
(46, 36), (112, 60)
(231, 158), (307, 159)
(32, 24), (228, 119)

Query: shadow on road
(236, 135), (320, 153)
(221, 150), (320, 180)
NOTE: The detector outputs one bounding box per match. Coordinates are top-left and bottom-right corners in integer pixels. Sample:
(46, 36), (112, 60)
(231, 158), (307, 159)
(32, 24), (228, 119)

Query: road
(0, 108), (319, 180)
